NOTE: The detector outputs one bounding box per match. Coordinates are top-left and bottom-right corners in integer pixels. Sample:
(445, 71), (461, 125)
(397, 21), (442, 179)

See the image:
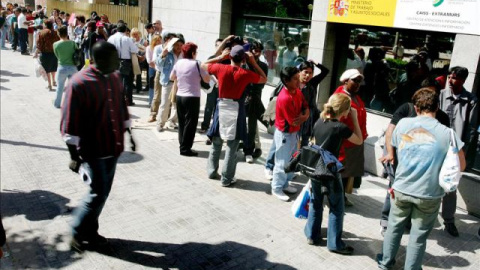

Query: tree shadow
(94, 238), (297, 269)
(0, 85), (11, 91)
(1, 190), (71, 221)
(0, 70), (28, 77)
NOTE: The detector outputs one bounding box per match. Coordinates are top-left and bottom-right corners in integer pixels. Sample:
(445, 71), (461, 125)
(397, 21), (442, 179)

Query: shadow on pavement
(341, 231), (471, 269)
(1, 190), (71, 221)
(0, 85), (11, 91)
(0, 70), (28, 77)
(0, 139), (67, 152)
(94, 238), (297, 269)
(117, 152), (144, 164)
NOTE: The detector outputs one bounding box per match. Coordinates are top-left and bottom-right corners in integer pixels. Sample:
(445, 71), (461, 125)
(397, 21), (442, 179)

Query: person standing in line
(145, 34), (161, 106)
(305, 93), (363, 254)
(438, 66), (478, 237)
(170, 42), (210, 156)
(392, 39), (404, 60)
(199, 38), (223, 134)
(25, 9), (35, 53)
(53, 26), (78, 108)
(148, 32), (175, 123)
(378, 88), (466, 270)
(271, 67), (309, 201)
(334, 69), (368, 207)
(35, 19), (60, 91)
(9, 8), (20, 52)
(155, 37), (183, 131)
(61, 41), (131, 252)
(243, 40), (269, 163)
(202, 45), (267, 187)
(108, 22), (138, 106)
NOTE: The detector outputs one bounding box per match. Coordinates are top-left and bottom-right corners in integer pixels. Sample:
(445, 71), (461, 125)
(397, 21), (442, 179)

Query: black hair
(298, 61), (314, 71)
(76, 15), (85, 24)
(298, 42), (308, 53)
(250, 40), (263, 52)
(145, 23), (153, 30)
(449, 66), (469, 80)
(57, 26), (68, 37)
(116, 23), (127, 33)
(59, 11), (65, 15)
(280, 67), (299, 85)
(45, 20), (53, 30)
(215, 38), (223, 43)
(92, 41), (117, 63)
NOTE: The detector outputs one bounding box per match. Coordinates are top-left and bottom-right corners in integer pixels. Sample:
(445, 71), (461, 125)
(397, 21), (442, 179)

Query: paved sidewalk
(1, 48), (479, 270)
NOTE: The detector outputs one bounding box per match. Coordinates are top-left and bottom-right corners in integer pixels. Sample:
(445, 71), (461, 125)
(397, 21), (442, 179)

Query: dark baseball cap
(230, 45), (245, 59)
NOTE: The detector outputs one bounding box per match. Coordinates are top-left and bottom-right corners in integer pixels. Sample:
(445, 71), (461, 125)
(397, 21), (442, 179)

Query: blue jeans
(304, 177), (346, 250)
(265, 134), (276, 171)
(0, 26), (7, 48)
(207, 137), (240, 185)
(54, 65), (78, 108)
(201, 86), (218, 130)
(72, 157), (118, 240)
(378, 190), (441, 270)
(271, 129), (297, 192)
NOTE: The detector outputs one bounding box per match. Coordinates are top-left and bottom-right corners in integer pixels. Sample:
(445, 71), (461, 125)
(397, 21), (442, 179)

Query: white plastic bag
(218, 99), (238, 140)
(34, 58), (47, 81)
(291, 181), (311, 219)
(439, 129), (461, 193)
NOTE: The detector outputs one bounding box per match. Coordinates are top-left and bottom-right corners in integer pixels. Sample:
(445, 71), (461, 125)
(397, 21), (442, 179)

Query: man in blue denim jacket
(155, 37), (183, 131)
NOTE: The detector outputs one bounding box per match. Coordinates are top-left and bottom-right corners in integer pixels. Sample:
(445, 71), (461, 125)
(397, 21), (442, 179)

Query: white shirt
(17, 13), (28, 29)
(107, 32), (138, 60)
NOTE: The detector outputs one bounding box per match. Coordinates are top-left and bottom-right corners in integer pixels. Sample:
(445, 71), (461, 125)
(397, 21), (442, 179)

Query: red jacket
(334, 86), (368, 162)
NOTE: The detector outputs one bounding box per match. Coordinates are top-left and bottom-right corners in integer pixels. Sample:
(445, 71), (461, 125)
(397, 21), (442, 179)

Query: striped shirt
(60, 66), (131, 160)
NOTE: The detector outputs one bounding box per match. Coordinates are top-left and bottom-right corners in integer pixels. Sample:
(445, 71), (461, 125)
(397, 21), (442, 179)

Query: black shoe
(21, 51), (30, 55)
(180, 150), (198, 157)
(445, 223), (459, 237)
(252, 148), (262, 159)
(206, 139), (212, 145)
(329, 245), (354, 255)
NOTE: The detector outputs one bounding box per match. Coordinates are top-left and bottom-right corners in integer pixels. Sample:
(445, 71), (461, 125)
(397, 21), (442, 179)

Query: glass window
(344, 26), (455, 114)
(236, 19), (311, 85)
(241, 0), (314, 20)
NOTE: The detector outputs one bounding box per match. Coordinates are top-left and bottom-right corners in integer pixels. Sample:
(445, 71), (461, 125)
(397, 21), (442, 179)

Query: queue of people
(1, 3), (479, 269)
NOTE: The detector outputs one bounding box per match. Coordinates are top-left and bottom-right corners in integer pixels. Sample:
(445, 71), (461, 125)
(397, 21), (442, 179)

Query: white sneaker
(264, 169), (273, 180)
(167, 122), (178, 129)
(272, 190), (289, 201)
(283, 186), (298, 194)
(245, 155), (254, 163)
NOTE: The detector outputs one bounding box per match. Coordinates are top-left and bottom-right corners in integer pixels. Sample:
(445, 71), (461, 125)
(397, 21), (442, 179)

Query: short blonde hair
(130, 27), (141, 38)
(320, 93), (351, 120)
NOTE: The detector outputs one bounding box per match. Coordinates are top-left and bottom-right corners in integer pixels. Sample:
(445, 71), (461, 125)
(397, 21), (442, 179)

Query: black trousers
(176, 96), (200, 153)
(244, 89), (268, 155)
(11, 31), (18, 50)
(121, 71), (134, 104)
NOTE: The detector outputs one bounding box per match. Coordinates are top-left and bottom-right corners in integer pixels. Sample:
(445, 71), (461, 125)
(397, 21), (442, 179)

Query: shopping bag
(439, 129), (461, 192)
(34, 58), (47, 81)
(291, 181), (311, 219)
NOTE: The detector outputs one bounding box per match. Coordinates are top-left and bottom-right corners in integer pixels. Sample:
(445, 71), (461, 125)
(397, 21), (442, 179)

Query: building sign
(327, 0), (480, 35)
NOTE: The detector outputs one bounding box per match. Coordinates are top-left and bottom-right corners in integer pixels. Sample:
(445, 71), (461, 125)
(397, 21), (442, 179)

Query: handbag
(119, 59), (133, 75)
(439, 129), (462, 192)
(131, 53), (141, 76)
(196, 61), (211, 90)
(298, 145), (338, 182)
(291, 181), (311, 219)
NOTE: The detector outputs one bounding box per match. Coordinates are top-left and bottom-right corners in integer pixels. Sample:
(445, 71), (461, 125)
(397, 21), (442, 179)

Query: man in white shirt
(108, 23), (139, 106)
(17, 8), (31, 55)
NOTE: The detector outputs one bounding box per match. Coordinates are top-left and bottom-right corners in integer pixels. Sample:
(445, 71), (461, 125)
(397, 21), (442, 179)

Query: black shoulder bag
(196, 61), (210, 89)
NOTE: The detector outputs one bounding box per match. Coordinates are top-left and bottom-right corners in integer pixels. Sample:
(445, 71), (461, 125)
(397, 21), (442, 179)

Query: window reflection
(240, 19), (311, 84)
(347, 27), (455, 114)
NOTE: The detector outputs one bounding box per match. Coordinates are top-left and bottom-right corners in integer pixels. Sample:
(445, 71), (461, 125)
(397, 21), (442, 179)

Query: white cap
(339, 69), (364, 83)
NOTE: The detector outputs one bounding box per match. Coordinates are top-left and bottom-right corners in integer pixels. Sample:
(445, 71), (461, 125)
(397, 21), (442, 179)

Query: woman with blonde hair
(304, 93), (362, 255)
(145, 34), (161, 106)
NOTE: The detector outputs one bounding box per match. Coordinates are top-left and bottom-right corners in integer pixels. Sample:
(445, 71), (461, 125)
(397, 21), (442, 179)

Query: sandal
(329, 246), (354, 255)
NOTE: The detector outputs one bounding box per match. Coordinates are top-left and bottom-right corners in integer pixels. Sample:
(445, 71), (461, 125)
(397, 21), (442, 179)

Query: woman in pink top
(170, 42), (210, 156)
